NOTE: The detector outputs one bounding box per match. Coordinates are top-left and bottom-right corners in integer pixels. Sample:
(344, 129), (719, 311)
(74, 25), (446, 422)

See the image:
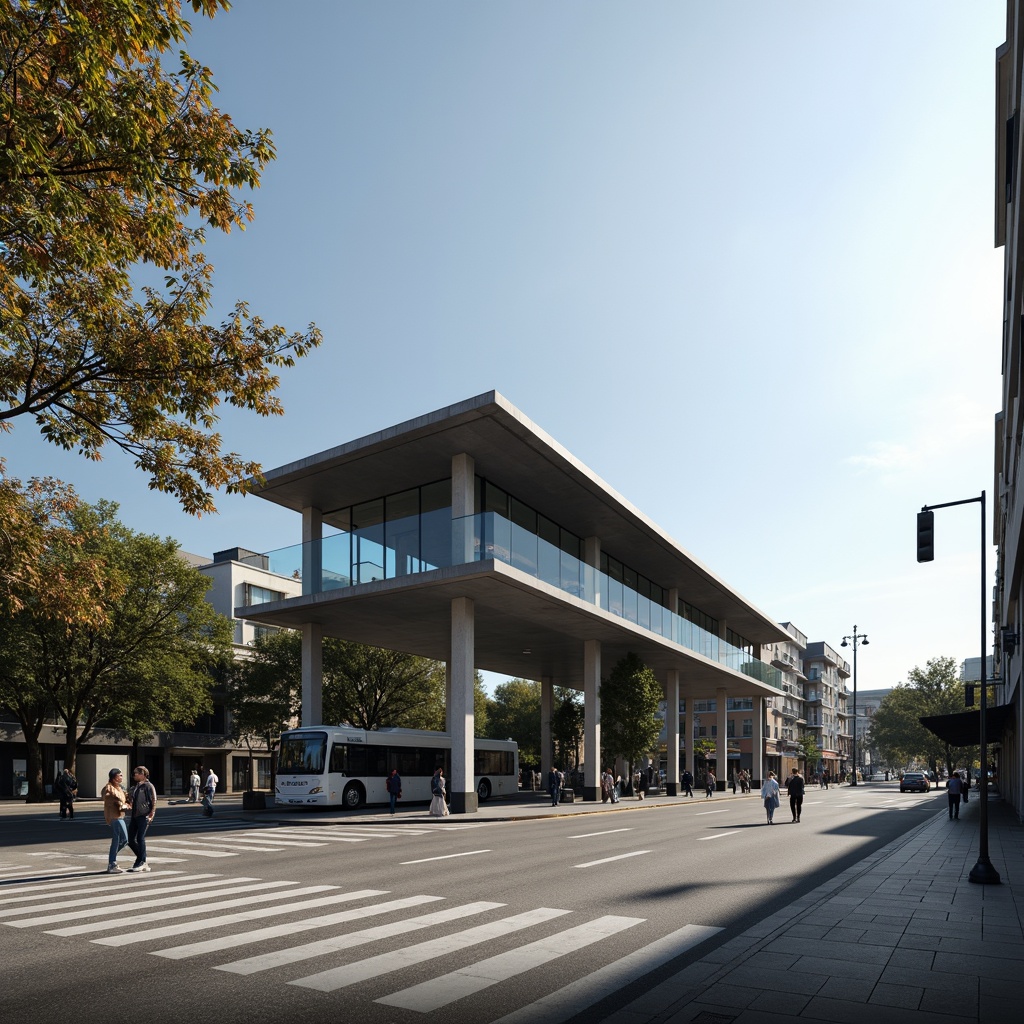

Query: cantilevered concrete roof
(243, 392), (789, 696)
(249, 391), (790, 651)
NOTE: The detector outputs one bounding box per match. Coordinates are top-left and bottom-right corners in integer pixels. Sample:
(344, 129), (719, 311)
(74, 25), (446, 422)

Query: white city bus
(275, 726), (519, 809)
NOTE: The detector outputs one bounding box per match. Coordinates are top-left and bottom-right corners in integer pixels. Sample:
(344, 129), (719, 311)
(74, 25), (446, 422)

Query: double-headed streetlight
(840, 628), (868, 786)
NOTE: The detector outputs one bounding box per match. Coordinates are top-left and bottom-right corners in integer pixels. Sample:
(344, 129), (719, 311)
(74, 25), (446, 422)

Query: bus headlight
(308, 786), (323, 795)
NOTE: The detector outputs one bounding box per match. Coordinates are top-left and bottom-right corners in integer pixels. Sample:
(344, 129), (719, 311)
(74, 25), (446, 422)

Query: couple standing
(761, 769), (805, 824)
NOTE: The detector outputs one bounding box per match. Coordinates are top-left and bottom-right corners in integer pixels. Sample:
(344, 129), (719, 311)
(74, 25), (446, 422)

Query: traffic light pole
(918, 492), (1000, 885)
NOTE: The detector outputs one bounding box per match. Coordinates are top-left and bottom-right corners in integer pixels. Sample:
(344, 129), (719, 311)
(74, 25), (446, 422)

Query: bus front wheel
(477, 778), (491, 802)
(342, 783), (365, 810)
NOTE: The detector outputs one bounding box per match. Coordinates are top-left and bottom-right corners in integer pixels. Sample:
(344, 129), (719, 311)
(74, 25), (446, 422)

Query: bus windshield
(277, 732), (328, 775)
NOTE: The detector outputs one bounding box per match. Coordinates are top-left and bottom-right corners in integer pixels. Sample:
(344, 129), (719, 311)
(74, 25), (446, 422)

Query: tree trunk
(63, 733), (78, 777)
(25, 737), (47, 802)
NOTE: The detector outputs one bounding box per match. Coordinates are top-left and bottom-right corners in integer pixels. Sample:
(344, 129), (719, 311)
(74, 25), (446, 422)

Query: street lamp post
(840, 627), (868, 786)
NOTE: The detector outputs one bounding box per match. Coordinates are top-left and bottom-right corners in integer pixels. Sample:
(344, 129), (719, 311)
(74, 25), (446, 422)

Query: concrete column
(716, 686), (728, 791)
(684, 698), (695, 782)
(301, 507), (323, 596)
(541, 677), (554, 775)
(450, 596), (477, 813)
(444, 664), (452, 733)
(452, 453), (476, 564)
(666, 669), (680, 795)
(301, 622), (323, 727)
(752, 695), (765, 788)
(583, 639), (601, 801)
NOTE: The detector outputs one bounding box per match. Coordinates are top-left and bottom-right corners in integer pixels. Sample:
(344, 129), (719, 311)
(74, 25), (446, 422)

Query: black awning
(919, 704), (1015, 747)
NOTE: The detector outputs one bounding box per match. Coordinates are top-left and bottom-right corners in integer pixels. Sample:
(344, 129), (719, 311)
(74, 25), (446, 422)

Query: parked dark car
(900, 771), (930, 793)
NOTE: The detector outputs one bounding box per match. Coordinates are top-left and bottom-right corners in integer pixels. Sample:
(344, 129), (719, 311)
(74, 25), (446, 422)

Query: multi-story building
(802, 641), (851, 781)
(236, 391), (793, 810)
(987, 3), (1024, 822)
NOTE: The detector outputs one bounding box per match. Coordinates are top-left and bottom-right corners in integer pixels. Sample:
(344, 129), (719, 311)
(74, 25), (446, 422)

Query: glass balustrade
(244, 510), (781, 690)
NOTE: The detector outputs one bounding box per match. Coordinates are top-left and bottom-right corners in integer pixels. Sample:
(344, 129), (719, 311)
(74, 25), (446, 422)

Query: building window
(244, 583), (285, 606)
(742, 719), (752, 737)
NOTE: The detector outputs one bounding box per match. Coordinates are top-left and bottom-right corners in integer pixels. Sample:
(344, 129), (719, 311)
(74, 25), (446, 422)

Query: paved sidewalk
(601, 792), (1023, 1024)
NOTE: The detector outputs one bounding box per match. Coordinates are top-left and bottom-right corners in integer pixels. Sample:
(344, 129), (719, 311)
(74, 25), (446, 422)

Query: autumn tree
(0, 1), (321, 514)
(599, 652), (663, 773)
(0, 498), (232, 799)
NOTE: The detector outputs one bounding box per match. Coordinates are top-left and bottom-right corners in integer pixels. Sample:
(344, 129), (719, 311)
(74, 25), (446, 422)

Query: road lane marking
(378, 915), (645, 1011)
(147, 894), (439, 958)
(696, 831), (741, 841)
(695, 809), (728, 815)
(45, 884), (332, 937)
(289, 907), (571, 993)
(574, 851), (651, 868)
(489, 923), (723, 1024)
(93, 888), (392, 947)
(400, 850), (490, 865)
(568, 828), (633, 839)
(219, 901), (505, 975)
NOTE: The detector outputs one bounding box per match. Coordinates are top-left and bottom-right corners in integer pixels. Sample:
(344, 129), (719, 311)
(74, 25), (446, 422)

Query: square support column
(717, 687), (728, 791)
(541, 677), (554, 778)
(752, 695), (765, 788)
(452, 453), (476, 564)
(450, 596), (477, 813)
(301, 507), (323, 596)
(583, 639), (601, 801)
(684, 700), (695, 782)
(301, 622), (323, 727)
(666, 669), (680, 795)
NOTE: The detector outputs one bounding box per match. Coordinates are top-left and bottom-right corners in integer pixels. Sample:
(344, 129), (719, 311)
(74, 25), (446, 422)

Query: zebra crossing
(0, 868), (722, 1020)
(24, 819), (494, 866)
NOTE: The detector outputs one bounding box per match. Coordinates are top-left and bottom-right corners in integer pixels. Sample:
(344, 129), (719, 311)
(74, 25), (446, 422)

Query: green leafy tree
(869, 656), (977, 777)
(486, 679), (540, 765)
(797, 734), (821, 774)
(228, 630), (451, 735)
(0, 1), (321, 514)
(599, 652), (663, 770)
(0, 499), (232, 799)
(551, 686), (584, 770)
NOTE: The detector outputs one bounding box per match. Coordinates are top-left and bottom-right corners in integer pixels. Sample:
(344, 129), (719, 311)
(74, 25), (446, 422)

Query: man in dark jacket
(55, 767), (77, 819)
(786, 768), (806, 822)
(386, 768), (402, 815)
(127, 766), (157, 872)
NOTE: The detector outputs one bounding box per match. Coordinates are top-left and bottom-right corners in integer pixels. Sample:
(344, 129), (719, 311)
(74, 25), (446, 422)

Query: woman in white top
(760, 771), (781, 825)
(429, 768), (449, 817)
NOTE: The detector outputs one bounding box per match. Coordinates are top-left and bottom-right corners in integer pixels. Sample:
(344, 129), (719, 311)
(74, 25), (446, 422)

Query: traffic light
(916, 510), (934, 562)
(965, 684), (975, 708)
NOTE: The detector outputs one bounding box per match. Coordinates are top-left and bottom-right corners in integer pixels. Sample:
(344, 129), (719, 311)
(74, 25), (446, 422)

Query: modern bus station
(239, 391), (792, 812)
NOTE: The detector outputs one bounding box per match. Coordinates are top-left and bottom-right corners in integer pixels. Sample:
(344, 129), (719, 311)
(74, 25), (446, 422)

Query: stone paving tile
(740, 951), (799, 971)
(936, 935), (1024, 957)
(918, 982), (979, 1019)
(690, 982), (759, 1010)
(822, 926), (868, 942)
(856, 928), (906, 947)
(979, 975), (1023, 999)
(867, 981), (924, 1009)
(800, 995), (961, 1023)
(934, 950), (1023, 978)
(786, 923), (829, 939)
(978, 994), (1019, 1024)
(818, 976), (875, 1001)
(789, 955), (884, 982)
(718, 964), (826, 997)
(761, 936), (891, 964)
(888, 947), (934, 969)
(877, 964), (967, 992)
(909, 907), (951, 921)
(751, 988), (812, 1015)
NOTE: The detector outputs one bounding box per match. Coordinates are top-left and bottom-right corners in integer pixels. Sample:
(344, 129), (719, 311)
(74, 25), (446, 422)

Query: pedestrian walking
(202, 767), (219, 816)
(786, 768), (805, 822)
(681, 769), (694, 798)
(429, 767), (449, 817)
(127, 766), (157, 872)
(705, 770), (716, 799)
(760, 770), (780, 825)
(946, 772), (963, 820)
(548, 766), (562, 806)
(101, 768), (131, 872)
(600, 767), (615, 803)
(55, 767), (78, 819)
(188, 768), (201, 802)
(386, 768), (402, 815)
(634, 768), (647, 800)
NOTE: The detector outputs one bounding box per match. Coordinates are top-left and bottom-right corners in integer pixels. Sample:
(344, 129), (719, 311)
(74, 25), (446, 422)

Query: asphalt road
(0, 784), (950, 1024)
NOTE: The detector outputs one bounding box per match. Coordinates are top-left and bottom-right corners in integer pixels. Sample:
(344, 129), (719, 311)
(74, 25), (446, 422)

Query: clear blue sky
(3, 1), (1007, 693)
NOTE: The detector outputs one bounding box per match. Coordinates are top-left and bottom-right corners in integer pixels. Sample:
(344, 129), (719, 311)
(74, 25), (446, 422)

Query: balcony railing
(248, 510), (783, 691)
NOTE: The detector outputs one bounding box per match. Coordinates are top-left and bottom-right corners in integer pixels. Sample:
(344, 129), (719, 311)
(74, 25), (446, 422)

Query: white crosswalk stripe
(0, 869), (725, 1020)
